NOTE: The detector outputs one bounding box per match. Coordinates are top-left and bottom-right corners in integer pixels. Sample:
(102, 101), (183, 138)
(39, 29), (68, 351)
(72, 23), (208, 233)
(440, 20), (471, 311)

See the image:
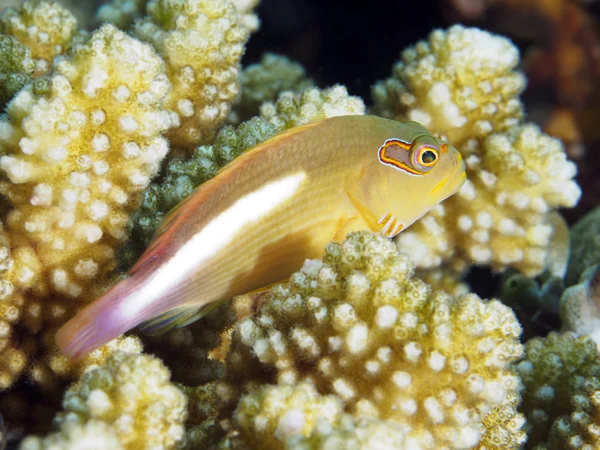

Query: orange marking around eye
(440, 144), (449, 154)
(378, 139), (422, 176)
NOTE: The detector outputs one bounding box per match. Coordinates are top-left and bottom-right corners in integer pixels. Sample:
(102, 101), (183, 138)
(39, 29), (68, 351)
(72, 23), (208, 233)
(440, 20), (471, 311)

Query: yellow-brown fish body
(56, 115), (466, 359)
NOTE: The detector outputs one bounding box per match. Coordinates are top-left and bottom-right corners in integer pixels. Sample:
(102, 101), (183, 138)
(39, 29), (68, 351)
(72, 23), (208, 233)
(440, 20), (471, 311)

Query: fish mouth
(429, 156), (467, 202)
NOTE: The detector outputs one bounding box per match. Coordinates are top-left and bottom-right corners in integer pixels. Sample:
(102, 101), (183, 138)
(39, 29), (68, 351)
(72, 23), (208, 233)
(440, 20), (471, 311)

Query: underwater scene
(2, 0), (600, 448)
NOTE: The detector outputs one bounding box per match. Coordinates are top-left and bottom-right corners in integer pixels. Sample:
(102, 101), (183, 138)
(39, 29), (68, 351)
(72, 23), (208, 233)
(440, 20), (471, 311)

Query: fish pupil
(422, 150), (436, 164)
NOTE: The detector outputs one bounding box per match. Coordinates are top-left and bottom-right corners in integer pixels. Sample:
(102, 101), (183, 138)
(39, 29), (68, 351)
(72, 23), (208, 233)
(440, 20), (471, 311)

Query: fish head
(364, 120), (466, 237)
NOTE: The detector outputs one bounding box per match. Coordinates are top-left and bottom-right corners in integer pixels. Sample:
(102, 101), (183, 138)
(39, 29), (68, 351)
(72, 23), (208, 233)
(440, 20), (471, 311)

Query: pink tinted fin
(138, 301), (223, 335)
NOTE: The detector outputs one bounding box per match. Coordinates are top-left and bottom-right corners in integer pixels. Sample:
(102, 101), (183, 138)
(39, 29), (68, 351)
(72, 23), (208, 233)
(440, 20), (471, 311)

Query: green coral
(95, 0), (149, 29)
(224, 230), (524, 448)
(232, 53), (314, 123)
(566, 207), (600, 286)
(0, 1), (79, 76)
(514, 332), (600, 448)
(0, 34), (34, 109)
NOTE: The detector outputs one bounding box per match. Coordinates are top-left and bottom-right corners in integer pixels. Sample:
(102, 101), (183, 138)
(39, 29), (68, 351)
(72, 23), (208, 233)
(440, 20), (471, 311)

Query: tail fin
(55, 278), (143, 361)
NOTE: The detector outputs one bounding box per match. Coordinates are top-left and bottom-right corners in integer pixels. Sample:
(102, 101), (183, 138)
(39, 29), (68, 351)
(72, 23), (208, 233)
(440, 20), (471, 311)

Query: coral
(0, 34), (35, 110)
(260, 84), (365, 130)
(285, 414), (408, 450)
(224, 382), (344, 449)
(566, 206), (600, 286)
(497, 269), (563, 340)
(56, 351), (187, 450)
(133, 0), (251, 150)
(142, 302), (236, 385)
(514, 332), (600, 448)
(0, 23), (177, 390)
(396, 124), (580, 276)
(372, 25), (580, 276)
(232, 53), (313, 123)
(0, 1), (79, 76)
(229, 0), (261, 32)
(371, 25), (525, 147)
(122, 85), (364, 266)
(95, 0), (149, 30)
(475, 391), (526, 450)
(19, 420), (123, 450)
(225, 231), (524, 449)
(560, 264), (600, 345)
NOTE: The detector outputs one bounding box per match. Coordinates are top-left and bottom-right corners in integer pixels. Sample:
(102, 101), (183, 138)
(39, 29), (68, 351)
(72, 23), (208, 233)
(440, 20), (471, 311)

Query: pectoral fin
(345, 187), (380, 232)
(138, 301), (224, 335)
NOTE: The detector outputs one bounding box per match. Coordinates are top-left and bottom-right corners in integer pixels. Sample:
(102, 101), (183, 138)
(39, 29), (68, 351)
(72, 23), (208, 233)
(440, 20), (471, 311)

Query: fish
(56, 115), (466, 359)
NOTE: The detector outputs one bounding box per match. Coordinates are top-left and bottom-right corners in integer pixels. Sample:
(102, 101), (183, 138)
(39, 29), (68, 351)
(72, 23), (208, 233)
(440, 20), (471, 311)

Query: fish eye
(420, 149), (438, 165)
(410, 145), (439, 172)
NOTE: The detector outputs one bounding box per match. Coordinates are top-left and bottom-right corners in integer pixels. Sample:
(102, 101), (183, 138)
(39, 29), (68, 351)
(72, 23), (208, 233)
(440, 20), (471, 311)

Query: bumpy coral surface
(285, 414), (408, 450)
(371, 25), (524, 146)
(56, 351), (187, 450)
(373, 25), (580, 276)
(0, 1), (79, 76)
(475, 391), (526, 450)
(225, 231), (524, 449)
(227, 382), (344, 449)
(232, 53), (314, 123)
(19, 420), (123, 450)
(260, 84), (365, 130)
(133, 0), (251, 150)
(0, 34), (34, 109)
(514, 332), (600, 448)
(0, 23), (177, 390)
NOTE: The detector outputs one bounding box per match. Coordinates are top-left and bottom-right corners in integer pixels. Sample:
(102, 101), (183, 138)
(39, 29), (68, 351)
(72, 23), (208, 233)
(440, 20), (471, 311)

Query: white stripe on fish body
(118, 171), (308, 321)
(378, 211), (404, 238)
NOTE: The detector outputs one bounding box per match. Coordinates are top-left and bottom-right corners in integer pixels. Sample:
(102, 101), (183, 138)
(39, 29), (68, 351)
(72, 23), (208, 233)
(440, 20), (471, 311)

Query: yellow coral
(371, 24), (525, 146)
(286, 414), (409, 450)
(476, 391), (526, 450)
(374, 26), (581, 276)
(0, 1), (79, 76)
(0, 23), (177, 391)
(19, 420), (123, 450)
(56, 351), (187, 450)
(260, 84), (365, 129)
(227, 382), (344, 449)
(229, 0), (261, 32)
(133, 0), (250, 150)
(226, 231), (524, 449)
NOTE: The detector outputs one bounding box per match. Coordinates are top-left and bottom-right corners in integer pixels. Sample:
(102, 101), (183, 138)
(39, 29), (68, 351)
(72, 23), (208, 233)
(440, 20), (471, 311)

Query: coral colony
(2, 0), (600, 449)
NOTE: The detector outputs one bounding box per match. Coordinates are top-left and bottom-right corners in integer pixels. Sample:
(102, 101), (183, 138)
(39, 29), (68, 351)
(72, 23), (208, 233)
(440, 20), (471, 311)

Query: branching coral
(224, 231), (524, 449)
(514, 332), (600, 448)
(373, 25), (580, 276)
(0, 23), (177, 389)
(133, 0), (251, 150)
(371, 25), (525, 146)
(223, 382), (344, 449)
(0, 34), (35, 110)
(560, 265), (600, 345)
(285, 414), (409, 450)
(0, 1), (79, 76)
(19, 420), (123, 450)
(232, 53), (314, 124)
(55, 351), (187, 450)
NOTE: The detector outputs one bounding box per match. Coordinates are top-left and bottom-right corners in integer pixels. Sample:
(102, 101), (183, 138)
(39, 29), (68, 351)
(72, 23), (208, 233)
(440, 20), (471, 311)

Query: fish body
(56, 115), (466, 359)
